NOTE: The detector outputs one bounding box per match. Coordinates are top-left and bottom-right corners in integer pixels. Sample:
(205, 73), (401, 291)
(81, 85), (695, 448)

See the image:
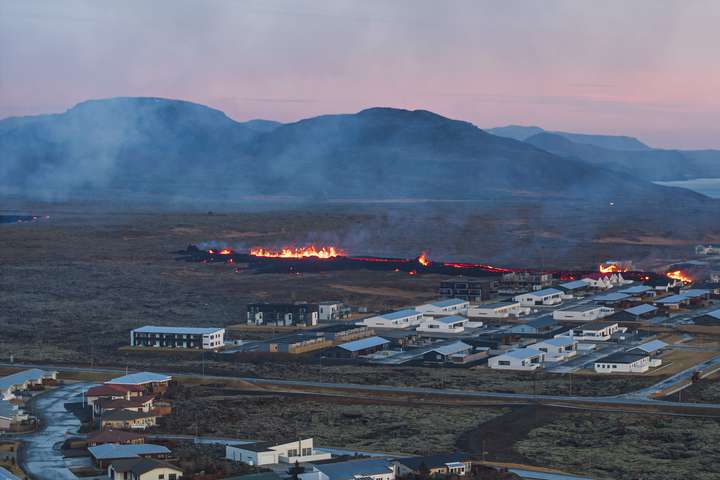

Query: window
(159, 475), (165, 479)
(498, 360), (510, 366)
(169, 475), (177, 480)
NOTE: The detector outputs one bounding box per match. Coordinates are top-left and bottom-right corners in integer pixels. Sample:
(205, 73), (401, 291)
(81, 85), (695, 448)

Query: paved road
(623, 355), (720, 399)
(3, 362), (720, 416)
(18, 382), (93, 480)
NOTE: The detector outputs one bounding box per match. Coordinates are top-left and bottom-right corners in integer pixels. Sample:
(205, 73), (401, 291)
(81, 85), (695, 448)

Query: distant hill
(489, 124), (720, 181)
(487, 125), (651, 150)
(0, 98), (712, 208)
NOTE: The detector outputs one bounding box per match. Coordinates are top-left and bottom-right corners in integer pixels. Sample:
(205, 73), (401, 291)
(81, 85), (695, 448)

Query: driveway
(19, 382), (93, 480)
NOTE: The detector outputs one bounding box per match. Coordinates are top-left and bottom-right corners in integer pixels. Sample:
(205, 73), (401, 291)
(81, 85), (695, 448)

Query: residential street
(18, 382), (93, 480)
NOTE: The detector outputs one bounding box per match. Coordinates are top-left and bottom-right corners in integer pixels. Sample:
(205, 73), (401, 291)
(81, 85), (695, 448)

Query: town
(3, 245), (720, 480)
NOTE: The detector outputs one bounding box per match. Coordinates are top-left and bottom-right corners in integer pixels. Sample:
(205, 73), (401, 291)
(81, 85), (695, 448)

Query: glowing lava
(667, 270), (692, 283)
(250, 245), (345, 259)
(207, 248), (233, 255)
(599, 264), (629, 274)
(418, 252), (430, 266)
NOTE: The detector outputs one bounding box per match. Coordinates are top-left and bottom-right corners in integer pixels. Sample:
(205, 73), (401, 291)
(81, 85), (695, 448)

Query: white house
(529, 337), (577, 361)
(513, 288), (564, 307)
(417, 315), (468, 334)
(0, 369), (57, 401)
(468, 301), (530, 319)
(488, 348), (545, 371)
(560, 322), (624, 341)
(318, 301), (345, 321)
(415, 299), (469, 316)
(359, 309), (424, 329)
(130, 326), (225, 350)
(552, 305), (614, 322)
(226, 438), (331, 466)
(594, 352), (651, 373)
(300, 458), (395, 480)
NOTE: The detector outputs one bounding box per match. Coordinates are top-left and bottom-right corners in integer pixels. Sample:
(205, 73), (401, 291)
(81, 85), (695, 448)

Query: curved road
(18, 382), (92, 480)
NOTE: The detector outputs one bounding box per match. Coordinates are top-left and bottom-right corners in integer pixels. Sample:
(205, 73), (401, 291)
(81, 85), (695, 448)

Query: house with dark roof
(421, 341), (476, 363)
(507, 316), (557, 335)
(300, 458), (395, 480)
(89, 442), (170, 468)
(394, 453), (474, 477)
(594, 352), (651, 373)
(612, 304), (658, 322)
(100, 410), (157, 430)
(86, 429), (145, 447)
(694, 309), (720, 326)
(325, 336), (391, 359)
(108, 458), (182, 480)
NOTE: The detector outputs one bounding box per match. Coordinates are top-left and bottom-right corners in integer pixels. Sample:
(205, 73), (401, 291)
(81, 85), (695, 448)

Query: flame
(250, 245), (345, 259)
(667, 270), (692, 283)
(418, 252), (430, 266)
(207, 248), (233, 255)
(599, 264), (629, 274)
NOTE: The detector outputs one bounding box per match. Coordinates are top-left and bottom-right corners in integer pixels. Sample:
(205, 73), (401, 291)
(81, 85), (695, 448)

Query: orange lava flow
(599, 264), (629, 274)
(418, 252), (430, 266)
(250, 245), (345, 259)
(667, 270), (692, 283)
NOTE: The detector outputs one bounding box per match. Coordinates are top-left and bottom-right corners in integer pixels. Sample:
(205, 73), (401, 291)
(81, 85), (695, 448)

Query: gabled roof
(595, 292), (631, 302)
(106, 372), (172, 386)
(430, 341), (472, 356)
(337, 336), (390, 352)
(0, 466), (21, 480)
(680, 289), (710, 298)
(380, 309), (420, 320)
(521, 288), (562, 297)
(87, 429), (145, 445)
(580, 321), (618, 331)
(110, 458), (182, 475)
(525, 316), (556, 328)
(313, 458), (394, 480)
(86, 384), (145, 397)
(0, 369), (55, 393)
(535, 337), (575, 348)
(700, 309), (720, 320)
(595, 352), (648, 364)
(101, 409), (156, 422)
(427, 298), (468, 308)
(132, 326), (223, 335)
(500, 348), (543, 360)
(89, 443), (169, 460)
(473, 301), (520, 310)
(624, 304), (657, 316)
(655, 294), (689, 304)
(619, 285), (652, 294)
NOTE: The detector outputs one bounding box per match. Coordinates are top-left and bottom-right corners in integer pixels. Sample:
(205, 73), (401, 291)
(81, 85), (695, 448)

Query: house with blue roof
(326, 336), (391, 359)
(415, 298), (469, 315)
(359, 309), (424, 329)
(417, 315), (469, 334)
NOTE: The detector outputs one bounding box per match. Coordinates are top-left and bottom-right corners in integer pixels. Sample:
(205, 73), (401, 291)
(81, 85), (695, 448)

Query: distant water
(655, 178), (720, 198)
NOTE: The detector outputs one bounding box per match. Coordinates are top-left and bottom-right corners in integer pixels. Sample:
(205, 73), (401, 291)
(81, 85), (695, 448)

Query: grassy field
(516, 413), (720, 480)
(157, 384), (507, 454)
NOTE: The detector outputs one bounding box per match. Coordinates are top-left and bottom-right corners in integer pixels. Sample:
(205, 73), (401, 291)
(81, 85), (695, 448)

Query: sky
(1, 0), (719, 149)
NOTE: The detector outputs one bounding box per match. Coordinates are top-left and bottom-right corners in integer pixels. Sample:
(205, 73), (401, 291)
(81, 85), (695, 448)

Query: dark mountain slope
(0, 98), (712, 207)
(487, 125), (650, 150)
(526, 132), (720, 181)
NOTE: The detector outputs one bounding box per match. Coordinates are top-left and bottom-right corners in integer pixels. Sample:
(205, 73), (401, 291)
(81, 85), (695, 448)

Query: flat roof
(558, 280), (589, 290)
(633, 339), (668, 353)
(337, 336), (390, 352)
(594, 292), (631, 302)
(526, 316), (556, 328)
(624, 304), (658, 315)
(396, 453), (472, 471)
(106, 372), (172, 385)
(132, 326), (223, 335)
(680, 289), (710, 298)
(701, 309), (720, 320)
(88, 443), (170, 460)
(380, 309), (420, 320)
(432, 315), (468, 325)
(431, 341), (472, 356)
(595, 352), (648, 364)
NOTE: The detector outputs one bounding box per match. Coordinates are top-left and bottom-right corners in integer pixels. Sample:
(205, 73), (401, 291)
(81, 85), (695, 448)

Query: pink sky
(1, 0), (719, 148)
